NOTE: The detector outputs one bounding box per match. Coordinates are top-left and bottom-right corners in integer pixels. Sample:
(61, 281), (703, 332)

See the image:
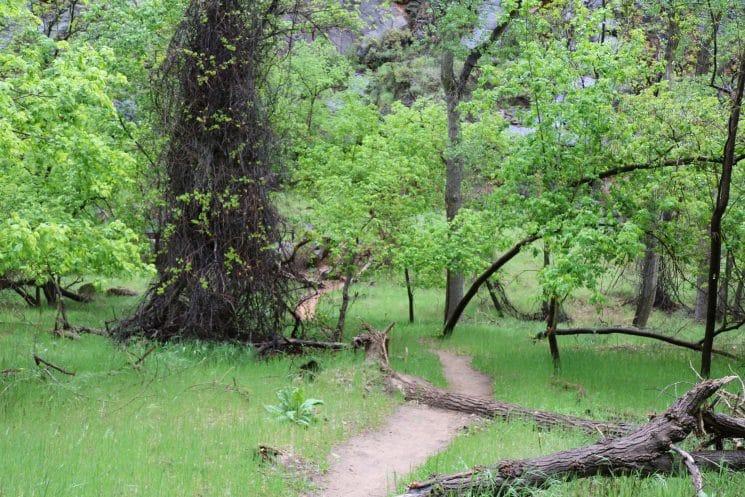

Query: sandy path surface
(314, 350), (493, 497)
(295, 280), (345, 321)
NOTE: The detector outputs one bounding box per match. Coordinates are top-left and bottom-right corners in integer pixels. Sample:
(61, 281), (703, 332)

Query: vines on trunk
(115, 0), (295, 342)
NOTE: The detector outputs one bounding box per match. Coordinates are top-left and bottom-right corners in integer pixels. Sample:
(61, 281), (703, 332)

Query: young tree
(701, 45), (745, 377)
(0, 3), (148, 306)
(294, 96), (446, 336)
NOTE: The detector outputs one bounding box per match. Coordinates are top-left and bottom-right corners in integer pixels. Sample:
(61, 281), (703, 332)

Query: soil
(296, 279), (345, 321)
(313, 350), (493, 497)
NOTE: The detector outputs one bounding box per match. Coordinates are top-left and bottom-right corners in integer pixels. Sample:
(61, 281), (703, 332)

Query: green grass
(0, 288), (395, 497)
(312, 275), (744, 497)
(1, 272), (744, 497)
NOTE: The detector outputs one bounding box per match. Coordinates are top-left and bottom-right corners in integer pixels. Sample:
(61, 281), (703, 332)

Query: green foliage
(295, 95), (446, 275)
(277, 38), (354, 136)
(0, 10), (150, 284)
(265, 386), (325, 427)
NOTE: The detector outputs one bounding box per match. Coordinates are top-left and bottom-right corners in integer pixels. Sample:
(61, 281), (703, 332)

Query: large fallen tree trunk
(396, 376), (739, 496)
(534, 326), (739, 359)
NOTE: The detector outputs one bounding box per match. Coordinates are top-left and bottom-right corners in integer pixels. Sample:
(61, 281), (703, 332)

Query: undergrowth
(1, 267), (744, 497)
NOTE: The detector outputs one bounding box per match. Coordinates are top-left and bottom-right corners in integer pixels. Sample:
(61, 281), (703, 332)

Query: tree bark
(716, 250), (734, 324)
(701, 47), (745, 378)
(734, 276), (744, 320)
(663, 15), (679, 82)
(442, 48), (465, 324)
(546, 295), (561, 372)
(653, 256), (677, 312)
(387, 371), (633, 437)
(695, 264), (708, 322)
(254, 337), (349, 355)
(395, 377), (737, 497)
(335, 271), (354, 342)
(484, 280), (505, 318)
(42, 280), (57, 306)
(404, 268), (414, 323)
(633, 234), (660, 328)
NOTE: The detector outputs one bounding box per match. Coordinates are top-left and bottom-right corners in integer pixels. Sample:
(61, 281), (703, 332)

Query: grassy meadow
(1, 261), (744, 497)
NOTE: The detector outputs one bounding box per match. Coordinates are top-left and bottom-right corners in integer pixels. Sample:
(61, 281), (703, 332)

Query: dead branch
(32, 354), (75, 376)
(534, 326), (738, 359)
(671, 444), (704, 496)
(352, 322), (395, 367)
(133, 345), (157, 368)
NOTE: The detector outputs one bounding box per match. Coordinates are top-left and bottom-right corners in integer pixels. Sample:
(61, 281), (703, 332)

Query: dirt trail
(315, 350), (493, 497)
(295, 279), (345, 321)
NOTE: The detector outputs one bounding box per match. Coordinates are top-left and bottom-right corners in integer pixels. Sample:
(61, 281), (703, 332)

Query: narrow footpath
(315, 350), (493, 497)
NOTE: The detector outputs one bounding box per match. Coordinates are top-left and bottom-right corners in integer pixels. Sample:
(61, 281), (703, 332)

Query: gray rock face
(329, 0), (409, 54)
(462, 0), (505, 50)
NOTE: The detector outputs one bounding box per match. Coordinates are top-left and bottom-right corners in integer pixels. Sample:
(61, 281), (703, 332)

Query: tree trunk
(733, 277), (744, 320)
(542, 248), (551, 318)
(663, 15), (679, 81)
(653, 257), (676, 312)
(42, 280), (57, 306)
(395, 377), (737, 497)
(484, 280), (505, 318)
(695, 268), (708, 322)
(113, 0), (294, 343)
(404, 268), (414, 323)
(633, 234), (660, 328)
(695, 22), (712, 77)
(701, 47), (745, 378)
(546, 295), (561, 372)
(442, 48), (464, 324)
(716, 250), (733, 324)
(51, 278), (71, 332)
(334, 271), (354, 342)
(694, 235), (709, 322)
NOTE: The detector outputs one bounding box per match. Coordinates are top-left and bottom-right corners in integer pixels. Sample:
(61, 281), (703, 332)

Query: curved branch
(570, 153), (745, 188)
(443, 235), (539, 336)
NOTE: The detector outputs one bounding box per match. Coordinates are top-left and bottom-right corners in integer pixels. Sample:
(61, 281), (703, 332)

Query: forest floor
(314, 350), (492, 497)
(1, 273), (744, 497)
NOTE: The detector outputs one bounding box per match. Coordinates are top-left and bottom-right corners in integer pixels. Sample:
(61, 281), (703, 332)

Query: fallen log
(253, 337), (349, 355)
(396, 377), (736, 496)
(59, 286), (93, 303)
(703, 410), (745, 439)
(534, 326), (739, 359)
(387, 371), (633, 437)
(353, 322), (631, 437)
